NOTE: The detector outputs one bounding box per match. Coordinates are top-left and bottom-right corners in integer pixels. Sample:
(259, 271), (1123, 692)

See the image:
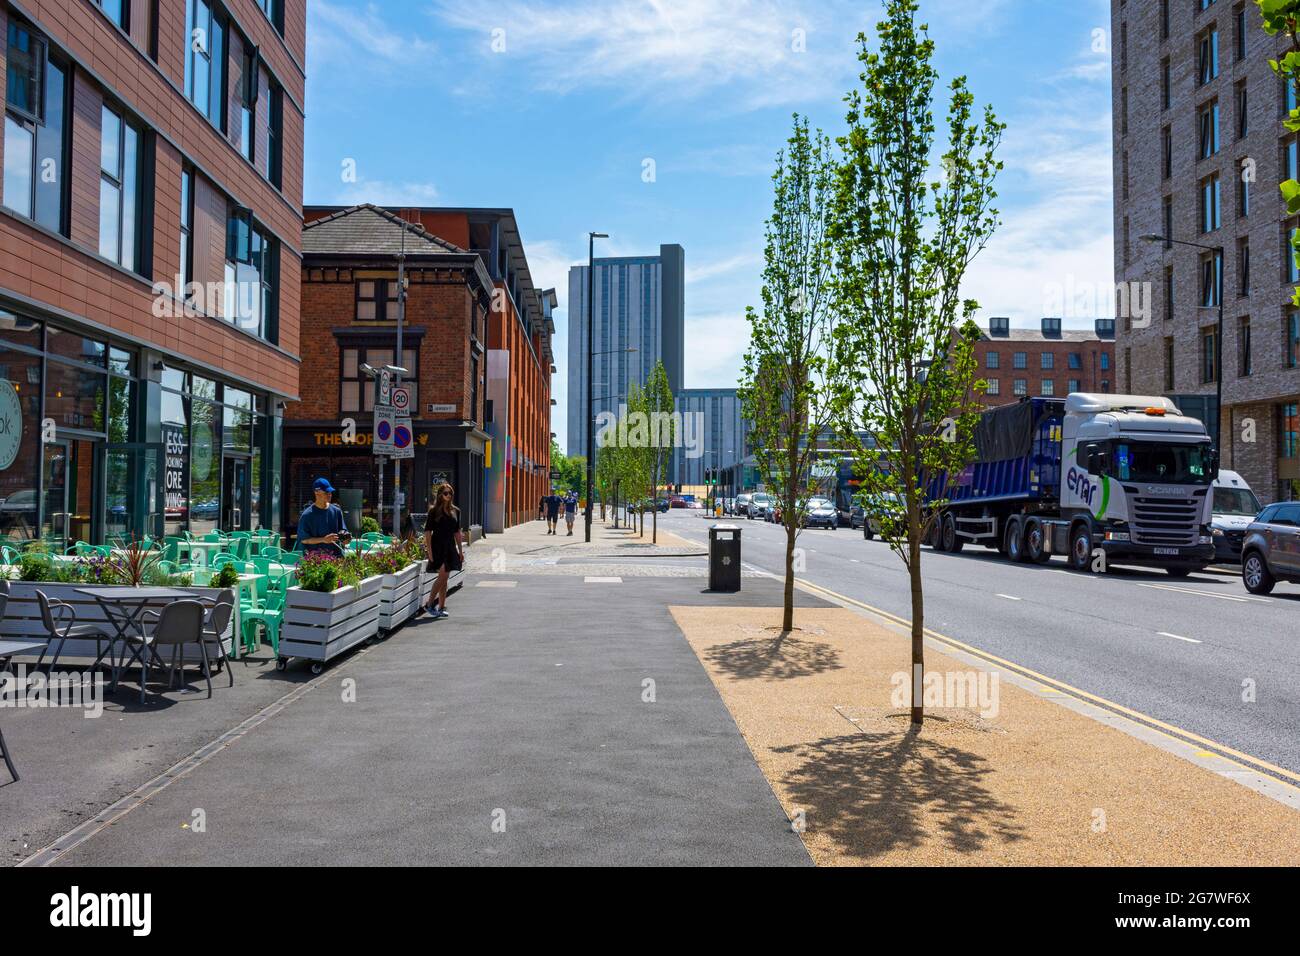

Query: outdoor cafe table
(185, 540), (228, 568)
(0, 640), (45, 781)
(75, 587), (193, 692)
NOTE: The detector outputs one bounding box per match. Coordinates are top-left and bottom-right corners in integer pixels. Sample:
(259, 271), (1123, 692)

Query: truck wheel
(1005, 517), (1026, 562)
(1242, 551), (1276, 595)
(942, 514), (964, 553)
(1067, 524), (1094, 573)
(926, 519), (942, 550)
(1025, 519), (1051, 564)
(864, 524), (874, 541)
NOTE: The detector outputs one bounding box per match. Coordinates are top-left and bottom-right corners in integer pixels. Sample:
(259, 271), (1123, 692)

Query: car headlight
(1198, 534), (1214, 545)
(1211, 527), (1224, 537)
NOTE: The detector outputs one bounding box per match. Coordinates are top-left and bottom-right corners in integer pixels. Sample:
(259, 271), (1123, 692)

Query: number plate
(1153, 547), (1181, 556)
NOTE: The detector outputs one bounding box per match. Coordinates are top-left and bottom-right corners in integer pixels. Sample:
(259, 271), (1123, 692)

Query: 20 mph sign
(391, 387), (410, 414)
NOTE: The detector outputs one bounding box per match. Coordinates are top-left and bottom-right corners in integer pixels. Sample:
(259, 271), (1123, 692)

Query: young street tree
(644, 360), (675, 545)
(830, 0), (1003, 725)
(740, 117), (844, 634)
(1259, 1), (1300, 301)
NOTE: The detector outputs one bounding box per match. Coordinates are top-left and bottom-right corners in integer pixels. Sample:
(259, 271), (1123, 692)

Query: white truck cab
(1209, 469), (1262, 563)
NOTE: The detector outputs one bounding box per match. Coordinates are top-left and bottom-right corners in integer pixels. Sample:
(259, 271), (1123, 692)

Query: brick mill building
(294, 204), (554, 538)
(1112, 0), (1300, 502)
(973, 317), (1116, 409)
(0, 0), (304, 548)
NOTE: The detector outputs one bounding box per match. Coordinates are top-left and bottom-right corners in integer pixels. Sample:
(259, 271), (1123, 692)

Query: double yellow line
(791, 575), (1300, 791)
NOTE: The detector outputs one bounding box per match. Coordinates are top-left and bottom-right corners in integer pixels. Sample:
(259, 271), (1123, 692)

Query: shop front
(283, 420), (486, 542)
(0, 309), (284, 552)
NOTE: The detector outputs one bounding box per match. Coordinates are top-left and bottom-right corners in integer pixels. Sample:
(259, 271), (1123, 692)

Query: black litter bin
(708, 523), (742, 592)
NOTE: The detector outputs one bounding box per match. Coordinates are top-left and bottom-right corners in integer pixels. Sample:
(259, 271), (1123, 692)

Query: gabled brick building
(973, 317), (1116, 408)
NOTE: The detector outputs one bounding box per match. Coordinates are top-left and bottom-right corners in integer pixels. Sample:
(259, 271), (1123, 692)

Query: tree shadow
(773, 727), (1027, 861)
(703, 630), (843, 681)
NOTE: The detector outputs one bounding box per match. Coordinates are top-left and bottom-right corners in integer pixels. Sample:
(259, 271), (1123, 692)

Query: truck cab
(1208, 469), (1262, 563)
(1060, 393), (1216, 574)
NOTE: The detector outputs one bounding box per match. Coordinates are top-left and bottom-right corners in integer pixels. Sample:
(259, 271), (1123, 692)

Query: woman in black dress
(423, 482), (464, 619)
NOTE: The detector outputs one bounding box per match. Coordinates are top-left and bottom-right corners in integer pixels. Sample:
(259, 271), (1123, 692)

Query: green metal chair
(1, 544), (21, 565)
(211, 554), (247, 574)
(241, 564), (288, 656)
(227, 532), (252, 561)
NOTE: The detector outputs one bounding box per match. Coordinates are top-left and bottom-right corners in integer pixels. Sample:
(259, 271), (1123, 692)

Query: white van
(1211, 469), (1262, 563)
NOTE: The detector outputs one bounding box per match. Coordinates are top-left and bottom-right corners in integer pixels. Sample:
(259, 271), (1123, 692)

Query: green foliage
(214, 564), (242, 590)
(644, 359), (675, 544)
(1260, 2), (1300, 300)
(18, 553), (53, 582)
(360, 516), (382, 535)
(549, 439), (587, 495)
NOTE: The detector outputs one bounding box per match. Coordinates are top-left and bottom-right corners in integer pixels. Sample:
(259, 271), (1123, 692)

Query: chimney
(1095, 318), (1116, 339)
(989, 316), (1010, 337)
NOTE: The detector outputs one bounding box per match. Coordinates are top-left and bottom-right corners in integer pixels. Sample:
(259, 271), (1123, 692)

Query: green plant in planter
(18, 553), (52, 582)
(213, 564), (241, 590)
(361, 516), (381, 535)
(365, 545), (410, 577)
(110, 537), (161, 587)
(295, 553), (341, 593)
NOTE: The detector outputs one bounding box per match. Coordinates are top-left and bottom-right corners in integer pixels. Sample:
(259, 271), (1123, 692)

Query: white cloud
(328, 179), (441, 206)
(687, 252), (762, 284)
(308, 1), (438, 77)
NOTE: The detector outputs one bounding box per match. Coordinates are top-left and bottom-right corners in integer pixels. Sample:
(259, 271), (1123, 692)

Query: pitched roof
(979, 329), (1109, 343)
(302, 204), (466, 256)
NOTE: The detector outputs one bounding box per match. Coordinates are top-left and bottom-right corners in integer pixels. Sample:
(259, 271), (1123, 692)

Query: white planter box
(0, 582), (235, 664)
(378, 563), (421, 631)
(279, 574), (381, 663)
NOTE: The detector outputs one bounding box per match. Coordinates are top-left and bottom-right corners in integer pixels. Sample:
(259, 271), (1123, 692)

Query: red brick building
(973, 318), (1116, 408)
(0, 0), (304, 548)
(292, 204), (553, 536)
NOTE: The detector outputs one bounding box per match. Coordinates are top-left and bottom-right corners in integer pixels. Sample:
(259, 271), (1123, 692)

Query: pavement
(3, 518), (824, 866)
(665, 510), (1300, 779)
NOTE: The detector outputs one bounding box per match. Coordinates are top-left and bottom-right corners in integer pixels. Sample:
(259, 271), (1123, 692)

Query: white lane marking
(1135, 582), (1264, 604)
(1158, 631), (1203, 644)
(476, 580), (518, 588)
(584, 576), (623, 583)
(996, 593), (1022, 601)
(850, 559), (860, 563)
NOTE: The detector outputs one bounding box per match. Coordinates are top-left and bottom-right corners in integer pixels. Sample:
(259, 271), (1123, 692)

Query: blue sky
(305, 0), (1115, 449)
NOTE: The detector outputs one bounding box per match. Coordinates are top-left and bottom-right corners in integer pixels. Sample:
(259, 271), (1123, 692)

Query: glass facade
(0, 311), (279, 550)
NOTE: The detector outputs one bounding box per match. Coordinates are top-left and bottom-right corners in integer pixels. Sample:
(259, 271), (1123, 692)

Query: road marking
(476, 580), (518, 588)
(584, 576), (622, 583)
(787, 575), (1300, 791)
(1157, 631), (1202, 644)
(996, 593), (1022, 601)
(1135, 582), (1264, 604)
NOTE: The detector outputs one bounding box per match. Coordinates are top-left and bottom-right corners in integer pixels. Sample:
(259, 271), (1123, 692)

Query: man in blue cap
(297, 477), (349, 557)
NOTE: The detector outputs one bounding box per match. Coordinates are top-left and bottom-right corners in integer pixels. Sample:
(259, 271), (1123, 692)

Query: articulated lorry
(925, 393), (1217, 576)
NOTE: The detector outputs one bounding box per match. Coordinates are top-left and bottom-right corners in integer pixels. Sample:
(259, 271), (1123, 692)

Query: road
(659, 508), (1300, 778)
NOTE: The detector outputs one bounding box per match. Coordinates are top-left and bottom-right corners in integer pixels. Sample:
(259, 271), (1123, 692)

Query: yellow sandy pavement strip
(670, 606), (1300, 866)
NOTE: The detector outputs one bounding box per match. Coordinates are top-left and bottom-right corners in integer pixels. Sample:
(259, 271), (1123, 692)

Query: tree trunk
(909, 517), (925, 726)
(783, 519), (796, 633)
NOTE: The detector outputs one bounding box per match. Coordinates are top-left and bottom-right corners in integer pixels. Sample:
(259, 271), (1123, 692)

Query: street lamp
(585, 231), (608, 543)
(1140, 232), (1223, 476)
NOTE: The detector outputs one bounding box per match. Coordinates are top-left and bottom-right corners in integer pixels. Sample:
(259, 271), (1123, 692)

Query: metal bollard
(708, 523), (742, 592)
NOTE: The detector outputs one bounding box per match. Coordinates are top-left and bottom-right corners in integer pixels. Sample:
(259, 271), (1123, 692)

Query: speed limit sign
(379, 369), (392, 405)
(392, 386), (410, 414)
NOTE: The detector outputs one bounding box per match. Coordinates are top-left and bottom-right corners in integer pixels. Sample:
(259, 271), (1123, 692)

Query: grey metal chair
(0, 577), (8, 624)
(35, 590), (113, 677)
(138, 600), (210, 703)
(195, 589), (236, 688)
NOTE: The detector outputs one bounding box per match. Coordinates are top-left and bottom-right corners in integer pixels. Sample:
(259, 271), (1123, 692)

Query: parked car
(734, 493), (754, 518)
(1210, 469), (1262, 563)
(860, 492), (900, 540)
(803, 496), (839, 530)
(748, 493), (774, 520)
(721, 498), (736, 515)
(669, 496), (687, 509)
(1241, 501), (1300, 595)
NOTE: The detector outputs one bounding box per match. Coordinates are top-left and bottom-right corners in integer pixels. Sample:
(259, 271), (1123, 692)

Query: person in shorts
(544, 492), (562, 535)
(563, 491), (578, 536)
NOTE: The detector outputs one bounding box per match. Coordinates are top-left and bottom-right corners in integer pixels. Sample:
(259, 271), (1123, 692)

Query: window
(1041, 317), (1061, 336)
(1239, 316), (1252, 376)
(1287, 225), (1299, 284)
(257, 0), (285, 35)
(1288, 139), (1299, 184)
(1238, 166), (1250, 217)
(1068, 379), (1081, 394)
(356, 280), (402, 321)
(95, 0), (128, 30)
(1235, 3), (1247, 60)
(99, 104), (141, 272)
(1201, 251), (1222, 307)
(1012, 379), (1027, 397)
(1281, 403), (1299, 458)
(1068, 353), (1082, 370)
(985, 378), (1000, 396)
(1165, 337), (1176, 391)
(1287, 312), (1300, 369)
(3, 22), (67, 232)
(1236, 82), (1248, 138)
(1162, 0), (1170, 39)
(1198, 28), (1219, 86)
(1165, 266), (1174, 319)
(1198, 102), (1219, 158)
(1041, 352), (1054, 370)
(224, 209), (278, 342)
(339, 347), (419, 413)
(1237, 238), (1249, 296)
(237, 48), (256, 163)
(1202, 328), (1217, 383)
(1288, 77), (1299, 116)
(1200, 174), (1220, 232)
(1162, 127), (1172, 179)
(180, 168), (194, 293)
(265, 84), (283, 188)
(985, 351), (1000, 370)
(1162, 58), (1171, 110)
(184, 0), (226, 131)
(1120, 22), (1127, 73)
(1013, 352), (1027, 369)
(1163, 195), (1173, 244)
(1040, 379), (1055, 397)
(1101, 352), (1111, 371)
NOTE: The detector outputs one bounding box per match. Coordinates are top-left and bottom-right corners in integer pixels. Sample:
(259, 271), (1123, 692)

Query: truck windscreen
(1109, 442), (1213, 485)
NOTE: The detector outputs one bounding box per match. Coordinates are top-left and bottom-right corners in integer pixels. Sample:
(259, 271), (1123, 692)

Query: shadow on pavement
(704, 631), (843, 682)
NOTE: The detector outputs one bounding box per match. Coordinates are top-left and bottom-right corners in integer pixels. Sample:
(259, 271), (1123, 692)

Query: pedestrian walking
(544, 491), (562, 535)
(420, 482), (464, 619)
(296, 477), (350, 557)
(563, 490), (578, 536)
(538, 495), (546, 521)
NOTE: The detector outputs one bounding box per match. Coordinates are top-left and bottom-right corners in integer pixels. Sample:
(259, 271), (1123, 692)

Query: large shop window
(3, 20), (68, 232)
(224, 209), (278, 343)
(184, 0), (227, 132)
(99, 104), (143, 273)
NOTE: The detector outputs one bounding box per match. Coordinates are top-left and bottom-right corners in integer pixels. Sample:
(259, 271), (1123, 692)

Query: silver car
(1241, 501), (1300, 595)
(748, 493), (774, 519)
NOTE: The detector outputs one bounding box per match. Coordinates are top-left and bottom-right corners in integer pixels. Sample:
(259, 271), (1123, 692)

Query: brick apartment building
(0, 0), (304, 549)
(296, 204), (554, 536)
(973, 317), (1116, 408)
(1113, 0), (1300, 502)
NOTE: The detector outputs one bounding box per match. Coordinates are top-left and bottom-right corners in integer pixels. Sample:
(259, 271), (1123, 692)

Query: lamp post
(1140, 233), (1223, 476)
(585, 231), (608, 543)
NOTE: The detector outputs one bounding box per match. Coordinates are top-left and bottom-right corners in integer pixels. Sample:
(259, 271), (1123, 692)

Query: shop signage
(163, 423), (186, 515)
(374, 405), (396, 456)
(0, 381), (21, 471)
(427, 403), (456, 414)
